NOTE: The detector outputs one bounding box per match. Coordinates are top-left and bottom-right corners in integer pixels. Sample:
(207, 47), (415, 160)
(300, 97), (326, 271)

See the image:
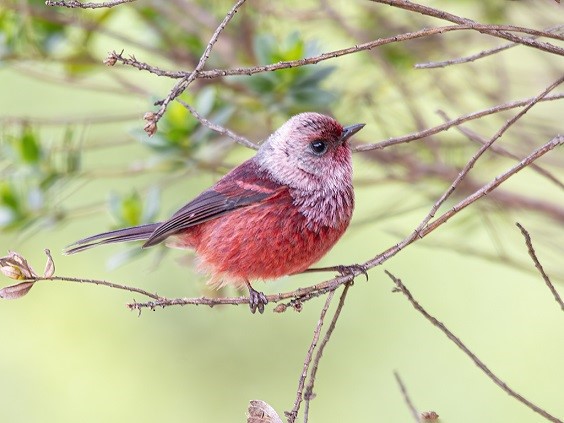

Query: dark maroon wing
(142, 160), (286, 247)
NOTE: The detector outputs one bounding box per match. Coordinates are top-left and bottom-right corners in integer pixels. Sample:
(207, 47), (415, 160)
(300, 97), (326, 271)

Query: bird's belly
(175, 202), (349, 287)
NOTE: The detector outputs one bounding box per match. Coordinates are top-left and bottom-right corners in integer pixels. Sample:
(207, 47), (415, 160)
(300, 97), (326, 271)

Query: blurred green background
(1, 0), (563, 422)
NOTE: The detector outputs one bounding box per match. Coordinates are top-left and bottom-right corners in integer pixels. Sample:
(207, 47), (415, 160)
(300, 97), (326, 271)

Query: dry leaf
(43, 249), (55, 278)
(0, 281), (35, 299)
(421, 411), (440, 421)
(0, 251), (38, 280)
(247, 400), (283, 423)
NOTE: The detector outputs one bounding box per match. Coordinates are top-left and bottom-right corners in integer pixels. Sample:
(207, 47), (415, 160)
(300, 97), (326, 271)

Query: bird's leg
(245, 280), (268, 314)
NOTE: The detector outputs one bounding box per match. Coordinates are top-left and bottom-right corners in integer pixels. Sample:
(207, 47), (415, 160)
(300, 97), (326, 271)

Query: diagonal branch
(394, 371), (421, 423)
(516, 223), (564, 311)
(415, 24), (564, 69)
(353, 93), (564, 152)
(408, 76), (563, 240)
(145, 0), (248, 134)
(178, 100), (259, 150)
(386, 270), (563, 423)
(285, 289), (336, 423)
(435, 110), (564, 191)
(370, 0), (564, 56)
(303, 283), (352, 423)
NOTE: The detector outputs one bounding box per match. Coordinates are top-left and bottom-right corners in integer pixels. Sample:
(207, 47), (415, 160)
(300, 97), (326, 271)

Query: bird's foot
(246, 281), (268, 314)
(335, 264), (369, 281)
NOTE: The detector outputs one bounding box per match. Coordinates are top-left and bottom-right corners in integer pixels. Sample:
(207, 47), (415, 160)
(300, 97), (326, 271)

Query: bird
(65, 112), (365, 313)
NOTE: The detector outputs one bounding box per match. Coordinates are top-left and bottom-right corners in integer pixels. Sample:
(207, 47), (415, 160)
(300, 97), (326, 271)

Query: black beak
(340, 123), (365, 143)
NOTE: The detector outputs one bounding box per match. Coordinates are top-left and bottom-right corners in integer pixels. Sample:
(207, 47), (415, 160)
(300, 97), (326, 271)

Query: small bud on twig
(103, 51), (118, 66)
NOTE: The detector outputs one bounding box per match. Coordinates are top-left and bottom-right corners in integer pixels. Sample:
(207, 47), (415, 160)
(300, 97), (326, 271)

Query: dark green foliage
(238, 32), (335, 115)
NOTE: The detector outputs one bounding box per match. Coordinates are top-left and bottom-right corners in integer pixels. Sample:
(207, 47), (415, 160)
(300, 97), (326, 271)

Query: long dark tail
(64, 223), (161, 255)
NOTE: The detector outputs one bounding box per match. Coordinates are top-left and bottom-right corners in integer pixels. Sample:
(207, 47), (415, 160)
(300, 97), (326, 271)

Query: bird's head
(256, 112), (364, 191)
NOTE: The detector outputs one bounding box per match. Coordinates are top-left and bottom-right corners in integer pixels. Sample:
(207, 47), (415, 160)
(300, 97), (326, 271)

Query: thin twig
(303, 283), (352, 423)
(104, 51), (185, 78)
(353, 93), (564, 152)
(370, 0), (564, 57)
(365, 77), (564, 274)
(415, 24), (564, 69)
(45, 0), (136, 8)
(178, 100), (259, 150)
(415, 135), (563, 237)
(435, 110), (564, 191)
(516, 223), (564, 311)
(32, 275), (162, 300)
(394, 371), (420, 423)
(285, 290), (336, 423)
(414, 76), (563, 235)
(385, 270), (563, 423)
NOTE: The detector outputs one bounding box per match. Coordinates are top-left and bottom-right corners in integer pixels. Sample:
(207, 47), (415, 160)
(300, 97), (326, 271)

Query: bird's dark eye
(310, 140), (328, 155)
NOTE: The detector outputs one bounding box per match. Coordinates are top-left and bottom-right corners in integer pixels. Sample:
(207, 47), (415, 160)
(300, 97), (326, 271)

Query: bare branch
(111, 25), (564, 83)
(364, 76), (564, 273)
(394, 371), (420, 423)
(178, 100), (259, 150)
(435, 110), (564, 191)
(415, 24), (564, 69)
(385, 270), (563, 423)
(370, 0), (564, 57)
(352, 93), (564, 152)
(45, 0), (137, 9)
(414, 76), (563, 230)
(516, 223), (564, 311)
(104, 51), (185, 78)
(416, 135), (563, 237)
(303, 283), (351, 423)
(32, 275), (162, 301)
(285, 290), (336, 423)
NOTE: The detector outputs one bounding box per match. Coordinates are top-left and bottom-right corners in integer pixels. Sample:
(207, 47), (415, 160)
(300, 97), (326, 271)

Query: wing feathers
(66, 160), (287, 252)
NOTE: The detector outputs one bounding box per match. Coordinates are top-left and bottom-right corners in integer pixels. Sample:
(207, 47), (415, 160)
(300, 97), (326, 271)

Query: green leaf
(293, 66), (335, 88)
(0, 181), (20, 213)
(19, 127), (41, 164)
(122, 191), (142, 227)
